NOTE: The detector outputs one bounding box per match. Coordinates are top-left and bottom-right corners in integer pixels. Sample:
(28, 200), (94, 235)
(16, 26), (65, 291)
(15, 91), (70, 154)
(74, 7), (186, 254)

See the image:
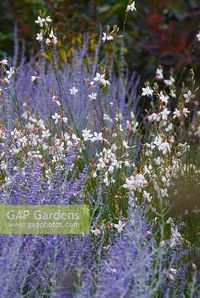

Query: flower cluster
(35, 14), (57, 45)
(0, 8), (200, 297)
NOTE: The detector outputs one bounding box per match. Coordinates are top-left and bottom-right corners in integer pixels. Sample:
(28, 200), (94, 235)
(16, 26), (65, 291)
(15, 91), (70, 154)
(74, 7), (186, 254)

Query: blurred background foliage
(1, 0), (200, 79)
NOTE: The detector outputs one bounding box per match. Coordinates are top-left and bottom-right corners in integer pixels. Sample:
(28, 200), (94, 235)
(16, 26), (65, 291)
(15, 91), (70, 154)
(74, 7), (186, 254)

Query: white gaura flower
(42, 129), (51, 138)
(49, 29), (57, 45)
(154, 156), (162, 165)
(100, 78), (111, 87)
(89, 80), (95, 88)
(0, 59), (8, 65)
(113, 220), (126, 233)
(160, 188), (168, 198)
(6, 67), (15, 79)
(36, 32), (43, 42)
(123, 140), (129, 149)
(102, 32), (114, 42)
(170, 226), (183, 248)
(143, 190), (152, 202)
(35, 16), (46, 27)
(102, 32), (107, 42)
(182, 108), (190, 117)
(142, 86), (154, 97)
(174, 106), (190, 119)
(153, 136), (171, 154)
(170, 89), (176, 98)
(91, 132), (103, 142)
(159, 91), (169, 105)
(94, 72), (111, 87)
(147, 112), (160, 123)
(123, 173), (147, 192)
(88, 92), (97, 101)
(82, 129), (93, 141)
(62, 117), (68, 123)
(196, 31), (200, 41)
(46, 38), (51, 45)
(156, 67), (164, 80)
(91, 228), (101, 236)
(164, 76), (175, 86)
(45, 16), (52, 23)
(31, 75), (40, 82)
(70, 86), (78, 96)
(52, 113), (61, 124)
(161, 108), (170, 121)
(94, 72), (105, 82)
(183, 90), (195, 103)
(173, 108), (181, 119)
(126, 1), (137, 12)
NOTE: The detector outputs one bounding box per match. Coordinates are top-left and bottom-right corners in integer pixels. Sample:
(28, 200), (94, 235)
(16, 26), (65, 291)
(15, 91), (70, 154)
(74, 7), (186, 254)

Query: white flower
(160, 188), (168, 198)
(102, 32), (107, 42)
(52, 113), (61, 124)
(196, 31), (200, 41)
(153, 136), (171, 154)
(6, 67), (15, 79)
(62, 117), (68, 123)
(161, 108), (170, 121)
(123, 173), (147, 192)
(142, 86), (154, 97)
(49, 29), (57, 45)
(166, 123), (173, 132)
(113, 220), (126, 233)
(156, 67), (164, 80)
(173, 108), (181, 119)
(94, 72), (105, 82)
(182, 108), (190, 117)
(42, 130), (51, 138)
(159, 91), (169, 105)
(169, 268), (177, 275)
(91, 132), (103, 142)
(89, 81), (95, 88)
(103, 175), (109, 186)
(100, 78), (111, 87)
(143, 190), (152, 202)
(123, 140), (129, 149)
(36, 32), (43, 42)
(70, 86), (78, 96)
(94, 72), (111, 87)
(126, 1), (136, 12)
(45, 16), (52, 23)
(191, 263), (197, 271)
(170, 226), (183, 247)
(147, 112), (160, 122)
(154, 156), (162, 165)
(91, 228), (101, 236)
(170, 89), (176, 98)
(164, 76), (175, 86)
(31, 75), (40, 82)
(165, 268), (177, 281)
(45, 38), (51, 45)
(35, 16), (46, 27)
(0, 59), (8, 65)
(88, 92), (97, 101)
(102, 32), (114, 42)
(82, 129), (93, 141)
(183, 90), (195, 103)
